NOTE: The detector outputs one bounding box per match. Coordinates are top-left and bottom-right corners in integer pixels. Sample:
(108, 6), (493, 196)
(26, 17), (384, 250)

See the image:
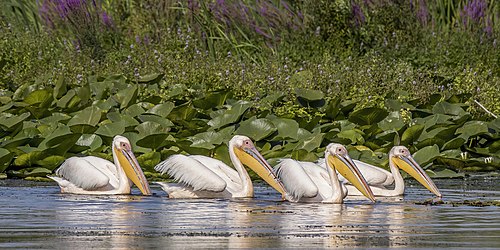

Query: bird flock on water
(49, 134), (442, 203)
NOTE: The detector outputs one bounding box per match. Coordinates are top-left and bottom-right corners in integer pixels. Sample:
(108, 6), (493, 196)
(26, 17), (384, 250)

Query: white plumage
(154, 135), (288, 199)
(53, 156), (118, 191)
(274, 144), (375, 203)
(48, 135), (151, 195)
(274, 159), (318, 200)
(324, 146), (441, 197)
(155, 154), (227, 192)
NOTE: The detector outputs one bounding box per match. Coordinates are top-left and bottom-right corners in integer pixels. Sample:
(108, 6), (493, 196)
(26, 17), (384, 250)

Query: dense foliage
(0, 0), (499, 179)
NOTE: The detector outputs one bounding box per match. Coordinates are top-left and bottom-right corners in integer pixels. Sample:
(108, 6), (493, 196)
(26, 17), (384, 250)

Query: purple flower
(416, 0), (429, 26)
(461, 0), (487, 29)
(351, 2), (365, 27)
(101, 12), (113, 27)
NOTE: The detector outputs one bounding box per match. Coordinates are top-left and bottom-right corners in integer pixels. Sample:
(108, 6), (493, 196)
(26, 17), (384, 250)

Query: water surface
(0, 176), (499, 248)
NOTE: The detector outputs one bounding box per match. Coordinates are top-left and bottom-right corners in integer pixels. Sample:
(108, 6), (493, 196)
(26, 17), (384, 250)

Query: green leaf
(136, 151), (161, 171)
(137, 115), (174, 129)
(57, 89), (78, 108)
(75, 134), (103, 152)
(13, 151), (48, 167)
(136, 121), (169, 136)
(291, 149), (319, 162)
(325, 98), (341, 120)
(235, 117), (276, 141)
(456, 121), (489, 138)
(268, 116), (300, 140)
(123, 104), (145, 117)
(138, 73), (163, 83)
(115, 85), (138, 109)
(442, 137), (466, 151)
(489, 118), (500, 133)
(208, 101), (252, 129)
(427, 169), (465, 178)
(337, 129), (365, 144)
(168, 102), (198, 122)
(260, 92), (284, 106)
(39, 113), (71, 125)
(24, 89), (53, 108)
(0, 148), (13, 172)
(35, 155), (65, 170)
(53, 75), (67, 99)
(401, 124), (425, 145)
(107, 112), (140, 127)
(295, 88), (324, 101)
(76, 84), (91, 105)
(95, 121), (126, 138)
(378, 111), (405, 131)
(432, 102), (468, 116)
(189, 127), (234, 149)
(136, 134), (169, 150)
(90, 80), (113, 100)
(146, 102), (175, 117)
(0, 112), (30, 130)
(0, 102), (13, 113)
(413, 145), (440, 166)
(67, 106), (101, 127)
(295, 131), (324, 152)
(349, 107), (388, 126)
(193, 90), (232, 109)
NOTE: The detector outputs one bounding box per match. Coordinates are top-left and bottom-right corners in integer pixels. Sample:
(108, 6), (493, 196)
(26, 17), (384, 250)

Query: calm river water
(0, 175), (499, 248)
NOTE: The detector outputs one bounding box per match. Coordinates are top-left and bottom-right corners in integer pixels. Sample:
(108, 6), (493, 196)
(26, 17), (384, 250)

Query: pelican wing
(317, 158), (393, 186)
(188, 155), (242, 191)
(154, 154), (226, 192)
(299, 161), (335, 198)
(55, 156), (117, 190)
(352, 160), (393, 186)
(274, 159), (318, 200)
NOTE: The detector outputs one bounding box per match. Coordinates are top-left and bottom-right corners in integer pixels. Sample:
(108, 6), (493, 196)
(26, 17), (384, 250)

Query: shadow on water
(0, 176), (499, 248)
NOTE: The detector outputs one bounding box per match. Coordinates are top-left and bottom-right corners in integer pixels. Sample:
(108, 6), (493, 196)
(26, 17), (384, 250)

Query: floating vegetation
(0, 73), (498, 180)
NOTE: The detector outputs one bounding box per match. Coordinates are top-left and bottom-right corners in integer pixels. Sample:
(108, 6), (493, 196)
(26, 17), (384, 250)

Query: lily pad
(0, 112), (30, 131)
(208, 101), (252, 129)
(0, 148), (13, 172)
(456, 121), (489, 139)
(413, 145), (440, 167)
(67, 106), (102, 134)
(115, 85), (138, 109)
(295, 88), (324, 101)
(401, 124), (425, 145)
(95, 121), (126, 138)
(146, 102), (175, 117)
(378, 111), (405, 131)
(432, 102), (468, 117)
(23, 89), (53, 108)
(236, 117), (276, 141)
(349, 107), (388, 126)
(268, 116), (300, 140)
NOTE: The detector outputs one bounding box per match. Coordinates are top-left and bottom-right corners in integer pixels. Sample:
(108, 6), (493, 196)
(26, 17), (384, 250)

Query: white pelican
(48, 135), (152, 195)
(154, 135), (290, 199)
(328, 146), (442, 197)
(274, 143), (375, 203)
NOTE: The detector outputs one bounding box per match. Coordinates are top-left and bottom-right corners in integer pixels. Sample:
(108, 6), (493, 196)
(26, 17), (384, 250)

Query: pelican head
(113, 135), (152, 195)
(390, 146), (441, 197)
(326, 143), (375, 202)
(230, 135), (288, 199)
